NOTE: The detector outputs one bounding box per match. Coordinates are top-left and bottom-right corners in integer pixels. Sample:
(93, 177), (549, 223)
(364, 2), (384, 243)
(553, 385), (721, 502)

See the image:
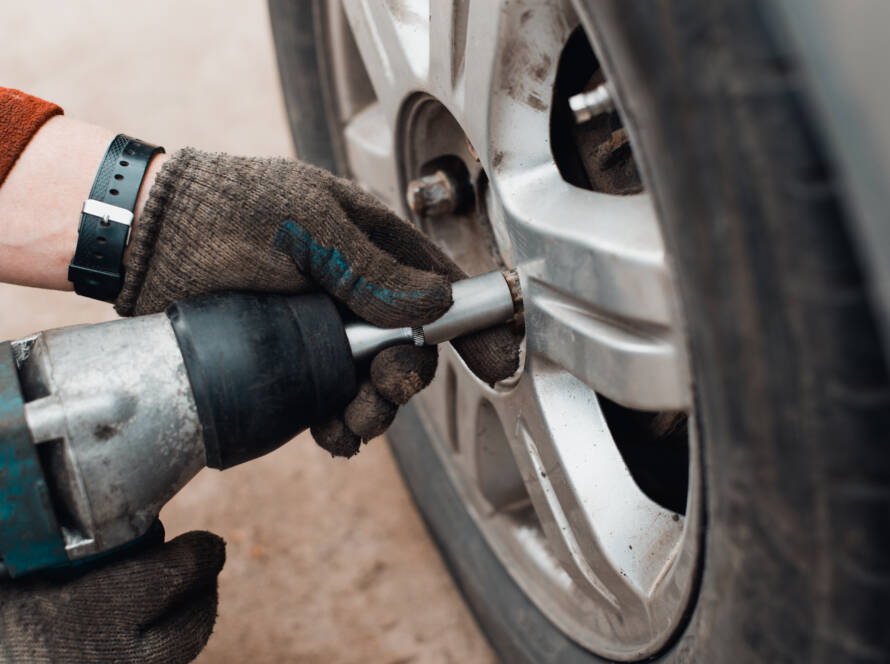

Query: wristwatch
(68, 134), (164, 302)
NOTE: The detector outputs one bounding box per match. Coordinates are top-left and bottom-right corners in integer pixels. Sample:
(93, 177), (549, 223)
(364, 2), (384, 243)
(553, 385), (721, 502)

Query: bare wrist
(0, 116), (169, 293)
(0, 116), (114, 290)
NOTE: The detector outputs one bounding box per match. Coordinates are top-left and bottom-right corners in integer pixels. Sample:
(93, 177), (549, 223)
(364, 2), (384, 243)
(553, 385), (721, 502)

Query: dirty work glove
(0, 530), (225, 664)
(116, 148), (520, 457)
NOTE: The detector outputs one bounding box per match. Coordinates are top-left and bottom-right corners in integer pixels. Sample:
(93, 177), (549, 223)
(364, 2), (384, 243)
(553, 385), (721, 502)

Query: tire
(267, 0), (345, 175)
(269, 1), (890, 662)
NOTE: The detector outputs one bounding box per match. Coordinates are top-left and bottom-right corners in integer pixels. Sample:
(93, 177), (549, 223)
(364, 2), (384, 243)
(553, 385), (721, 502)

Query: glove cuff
(114, 150), (190, 316)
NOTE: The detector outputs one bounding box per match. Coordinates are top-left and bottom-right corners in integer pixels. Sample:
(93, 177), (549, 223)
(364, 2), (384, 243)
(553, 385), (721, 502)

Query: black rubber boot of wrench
(166, 292), (357, 469)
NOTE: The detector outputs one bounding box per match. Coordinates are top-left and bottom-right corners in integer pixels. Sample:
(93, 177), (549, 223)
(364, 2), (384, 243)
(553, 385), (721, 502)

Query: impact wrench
(0, 269), (522, 578)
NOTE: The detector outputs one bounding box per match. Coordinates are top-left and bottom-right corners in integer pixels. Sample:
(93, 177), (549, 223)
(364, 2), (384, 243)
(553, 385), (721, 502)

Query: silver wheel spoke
(450, 0), (504, 160)
(446, 354), (530, 516)
(428, 0), (472, 95)
(342, 103), (402, 210)
(435, 349), (685, 611)
(341, 1), (425, 117)
(465, 0), (691, 410)
(508, 359), (683, 604)
(502, 169), (671, 324)
(418, 347), (687, 649)
(524, 285), (690, 411)
(501, 167), (692, 411)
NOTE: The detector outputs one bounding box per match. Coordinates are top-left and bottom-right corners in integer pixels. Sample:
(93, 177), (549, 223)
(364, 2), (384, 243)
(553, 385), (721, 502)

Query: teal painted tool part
(0, 341), (67, 577)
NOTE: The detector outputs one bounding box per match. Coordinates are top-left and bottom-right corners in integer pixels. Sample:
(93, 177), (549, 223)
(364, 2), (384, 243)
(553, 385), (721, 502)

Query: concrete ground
(1, 2), (497, 662)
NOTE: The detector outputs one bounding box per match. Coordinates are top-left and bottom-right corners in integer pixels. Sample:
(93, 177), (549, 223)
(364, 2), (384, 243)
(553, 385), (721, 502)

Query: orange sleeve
(0, 87), (63, 188)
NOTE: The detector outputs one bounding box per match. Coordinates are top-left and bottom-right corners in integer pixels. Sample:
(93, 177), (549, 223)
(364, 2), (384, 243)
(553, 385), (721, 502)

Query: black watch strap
(68, 135), (164, 302)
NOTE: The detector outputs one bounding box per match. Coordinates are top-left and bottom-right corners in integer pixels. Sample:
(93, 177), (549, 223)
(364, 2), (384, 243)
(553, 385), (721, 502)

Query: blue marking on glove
(273, 220), (433, 311)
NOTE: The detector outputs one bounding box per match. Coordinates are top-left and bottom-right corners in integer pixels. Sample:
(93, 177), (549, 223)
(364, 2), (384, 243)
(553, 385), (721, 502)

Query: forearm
(0, 115), (167, 290)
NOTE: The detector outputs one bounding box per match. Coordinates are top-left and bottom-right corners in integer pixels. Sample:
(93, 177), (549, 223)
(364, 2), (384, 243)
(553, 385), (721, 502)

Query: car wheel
(269, 1), (890, 661)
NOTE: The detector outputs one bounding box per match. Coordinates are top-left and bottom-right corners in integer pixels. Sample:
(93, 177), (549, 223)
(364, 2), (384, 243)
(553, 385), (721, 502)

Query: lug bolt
(406, 170), (459, 217)
(569, 83), (615, 124)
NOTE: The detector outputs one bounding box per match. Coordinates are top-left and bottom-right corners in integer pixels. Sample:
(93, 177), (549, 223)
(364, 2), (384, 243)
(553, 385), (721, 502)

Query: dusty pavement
(1, 2), (498, 662)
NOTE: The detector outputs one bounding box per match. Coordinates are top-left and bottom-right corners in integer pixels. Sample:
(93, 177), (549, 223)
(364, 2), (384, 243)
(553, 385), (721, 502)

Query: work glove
(0, 530), (225, 664)
(116, 149), (521, 457)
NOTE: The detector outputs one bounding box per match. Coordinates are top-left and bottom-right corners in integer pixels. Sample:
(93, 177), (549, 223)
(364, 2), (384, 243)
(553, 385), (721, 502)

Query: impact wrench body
(0, 269), (522, 577)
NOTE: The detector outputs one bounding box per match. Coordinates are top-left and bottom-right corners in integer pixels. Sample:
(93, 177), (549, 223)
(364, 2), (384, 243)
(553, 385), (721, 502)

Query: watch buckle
(81, 199), (134, 244)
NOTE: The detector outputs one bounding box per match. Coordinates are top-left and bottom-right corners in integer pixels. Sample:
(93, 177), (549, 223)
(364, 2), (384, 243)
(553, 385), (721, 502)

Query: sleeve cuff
(0, 87), (63, 188)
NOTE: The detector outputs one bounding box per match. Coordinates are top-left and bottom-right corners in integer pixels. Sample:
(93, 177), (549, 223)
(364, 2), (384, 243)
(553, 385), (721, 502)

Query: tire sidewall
(581, 1), (890, 662)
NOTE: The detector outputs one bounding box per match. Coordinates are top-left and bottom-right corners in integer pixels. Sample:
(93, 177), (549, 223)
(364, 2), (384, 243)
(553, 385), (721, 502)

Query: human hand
(0, 530), (225, 664)
(116, 149), (520, 456)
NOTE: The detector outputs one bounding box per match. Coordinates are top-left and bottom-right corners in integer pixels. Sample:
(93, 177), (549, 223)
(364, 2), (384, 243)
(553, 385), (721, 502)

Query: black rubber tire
(268, 0), (346, 175)
(269, 1), (890, 662)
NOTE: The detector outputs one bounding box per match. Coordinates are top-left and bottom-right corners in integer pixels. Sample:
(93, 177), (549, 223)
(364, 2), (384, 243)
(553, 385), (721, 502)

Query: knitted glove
(117, 149), (520, 457)
(0, 531), (225, 664)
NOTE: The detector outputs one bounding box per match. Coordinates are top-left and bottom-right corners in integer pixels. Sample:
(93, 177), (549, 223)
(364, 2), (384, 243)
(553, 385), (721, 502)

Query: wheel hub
(400, 96), (505, 276)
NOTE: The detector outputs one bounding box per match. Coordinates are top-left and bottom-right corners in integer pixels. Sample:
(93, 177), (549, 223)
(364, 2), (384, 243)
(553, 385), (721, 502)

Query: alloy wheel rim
(322, 1), (701, 658)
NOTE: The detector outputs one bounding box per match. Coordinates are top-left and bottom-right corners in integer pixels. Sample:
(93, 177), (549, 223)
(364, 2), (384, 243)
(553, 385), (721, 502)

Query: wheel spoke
(428, 0), (468, 94)
(341, 0), (426, 117)
(458, 2), (692, 409)
(342, 102), (402, 211)
(524, 281), (690, 411)
(455, 357), (531, 515)
(417, 350), (531, 515)
(422, 350), (684, 608)
(498, 165), (692, 410)
(503, 167), (672, 321)
(456, 0), (507, 147)
(479, 0), (575, 168)
(507, 358), (684, 604)
(381, 0), (430, 81)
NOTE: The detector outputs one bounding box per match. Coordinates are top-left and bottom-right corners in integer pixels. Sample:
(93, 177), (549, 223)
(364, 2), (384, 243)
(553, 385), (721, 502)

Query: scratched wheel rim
(318, 1), (702, 658)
